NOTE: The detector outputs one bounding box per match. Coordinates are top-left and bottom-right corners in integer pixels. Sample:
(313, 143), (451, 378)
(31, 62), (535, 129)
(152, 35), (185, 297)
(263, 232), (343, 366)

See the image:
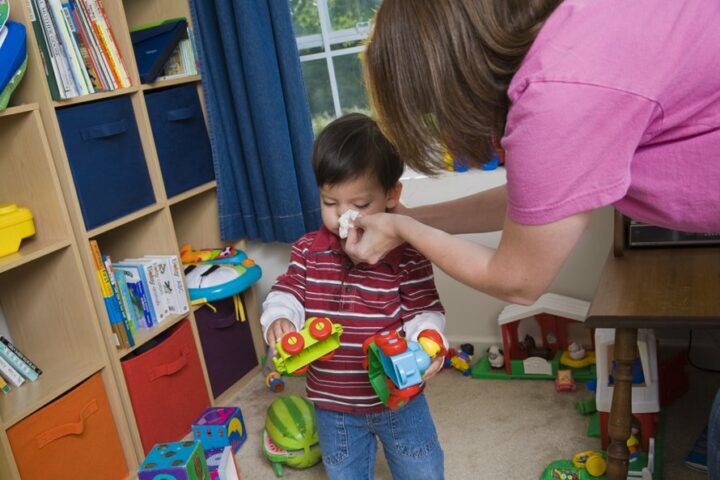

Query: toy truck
(273, 317), (343, 375)
(362, 329), (445, 409)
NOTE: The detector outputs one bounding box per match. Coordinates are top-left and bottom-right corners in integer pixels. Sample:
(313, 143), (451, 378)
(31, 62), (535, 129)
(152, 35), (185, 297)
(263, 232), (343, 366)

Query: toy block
(193, 406), (247, 454)
(138, 441), (209, 480)
(205, 446), (241, 480)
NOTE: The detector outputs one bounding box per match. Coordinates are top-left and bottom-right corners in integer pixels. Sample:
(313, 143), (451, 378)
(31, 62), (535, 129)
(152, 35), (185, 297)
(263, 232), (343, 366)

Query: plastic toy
(445, 343), (474, 375)
(540, 460), (592, 480)
(568, 342), (586, 360)
(555, 369), (577, 392)
(272, 317), (342, 375)
(262, 347), (285, 393)
(473, 294), (596, 381)
(181, 244), (262, 302)
(487, 344), (504, 369)
(263, 395), (321, 477)
(0, 1), (8, 31)
(572, 451), (607, 477)
(138, 441), (209, 480)
(0, 204), (35, 258)
(362, 329), (443, 409)
(192, 406), (247, 454)
(0, 20), (28, 111)
(205, 446), (241, 480)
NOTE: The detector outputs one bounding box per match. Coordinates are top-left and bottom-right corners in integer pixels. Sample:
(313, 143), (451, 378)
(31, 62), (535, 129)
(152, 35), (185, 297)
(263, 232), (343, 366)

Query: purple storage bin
(194, 297), (258, 397)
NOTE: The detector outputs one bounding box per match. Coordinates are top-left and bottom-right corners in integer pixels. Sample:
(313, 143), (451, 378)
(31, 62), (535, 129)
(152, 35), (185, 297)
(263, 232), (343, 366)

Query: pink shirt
(503, 0), (720, 232)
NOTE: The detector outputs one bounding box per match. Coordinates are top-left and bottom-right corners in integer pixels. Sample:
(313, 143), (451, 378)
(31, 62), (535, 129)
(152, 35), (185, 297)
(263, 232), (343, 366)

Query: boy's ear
(385, 182), (403, 209)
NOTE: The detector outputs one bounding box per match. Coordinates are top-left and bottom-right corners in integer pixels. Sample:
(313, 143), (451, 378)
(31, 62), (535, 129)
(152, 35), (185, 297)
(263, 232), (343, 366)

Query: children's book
(0, 339), (39, 381)
(89, 240), (129, 348)
(146, 255), (189, 315)
(113, 267), (137, 335)
(0, 375), (9, 394)
(104, 255), (134, 346)
(113, 263), (156, 327)
(685, 427), (708, 472)
(0, 354), (24, 387)
(0, 336), (42, 376)
(123, 258), (170, 323)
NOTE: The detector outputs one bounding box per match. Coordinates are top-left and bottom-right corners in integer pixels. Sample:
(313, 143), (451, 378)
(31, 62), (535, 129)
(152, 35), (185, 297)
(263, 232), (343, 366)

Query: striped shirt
(262, 226), (446, 413)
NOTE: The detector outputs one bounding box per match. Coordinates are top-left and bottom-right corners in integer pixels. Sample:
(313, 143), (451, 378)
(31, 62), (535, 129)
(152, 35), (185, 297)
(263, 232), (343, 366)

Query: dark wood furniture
(587, 241), (720, 479)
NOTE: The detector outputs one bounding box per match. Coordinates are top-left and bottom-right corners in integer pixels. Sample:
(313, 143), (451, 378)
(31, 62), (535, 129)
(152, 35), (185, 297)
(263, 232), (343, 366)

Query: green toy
(540, 460), (596, 480)
(273, 317), (342, 375)
(263, 395), (322, 477)
(0, 56), (27, 111)
(0, 1), (8, 31)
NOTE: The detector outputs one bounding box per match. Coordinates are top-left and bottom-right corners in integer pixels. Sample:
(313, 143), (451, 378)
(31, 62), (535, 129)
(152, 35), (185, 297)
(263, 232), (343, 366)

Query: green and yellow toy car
(272, 317), (343, 375)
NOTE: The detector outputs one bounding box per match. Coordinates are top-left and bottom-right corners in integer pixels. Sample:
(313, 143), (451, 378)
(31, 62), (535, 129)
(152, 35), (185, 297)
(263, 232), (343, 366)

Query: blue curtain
(189, 0), (321, 243)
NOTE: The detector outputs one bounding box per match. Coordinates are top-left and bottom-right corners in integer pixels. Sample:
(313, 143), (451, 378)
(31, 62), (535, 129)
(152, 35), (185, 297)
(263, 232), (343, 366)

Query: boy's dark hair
(312, 113), (404, 192)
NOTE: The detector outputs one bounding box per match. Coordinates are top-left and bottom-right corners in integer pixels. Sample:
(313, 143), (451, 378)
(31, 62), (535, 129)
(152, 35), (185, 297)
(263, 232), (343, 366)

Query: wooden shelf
(141, 75), (201, 91)
(0, 239), (71, 275)
(116, 313), (188, 359)
(52, 86), (139, 108)
(0, 104), (38, 118)
(0, 358), (105, 429)
(168, 181), (217, 206)
(86, 203), (165, 238)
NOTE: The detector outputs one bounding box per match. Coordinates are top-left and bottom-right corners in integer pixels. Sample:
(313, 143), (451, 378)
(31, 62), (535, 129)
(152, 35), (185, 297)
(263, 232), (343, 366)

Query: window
(289, 0), (381, 133)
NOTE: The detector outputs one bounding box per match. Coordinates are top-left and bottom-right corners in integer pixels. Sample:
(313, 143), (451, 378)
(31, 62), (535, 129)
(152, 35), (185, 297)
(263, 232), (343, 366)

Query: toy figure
(555, 369), (577, 392)
(487, 344), (504, 369)
(568, 342), (587, 361)
(520, 334), (552, 360)
(627, 427), (641, 461)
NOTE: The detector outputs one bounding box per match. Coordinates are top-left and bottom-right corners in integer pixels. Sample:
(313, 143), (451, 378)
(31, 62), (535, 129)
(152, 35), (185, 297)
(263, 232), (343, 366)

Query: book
(113, 266), (137, 335)
(84, 0), (129, 88)
(37, 0), (75, 98)
(60, 0), (95, 92)
(104, 255), (134, 347)
(0, 354), (24, 388)
(89, 240), (129, 348)
(47, 0), (90, 95)
(0, 339), (39, 381)
(26, 0), (61, 99)
(66, 0), (103, 91)
(145, 256), (180, 315)
(0, 375), (9, 394)
(73, 0), (114, 89)
(0, 336), (42, 376)
(123, 258), (171, 322)
(113, 264), (155, 328)
(130, 18), (187, 83)
(685, 427), (708, 472)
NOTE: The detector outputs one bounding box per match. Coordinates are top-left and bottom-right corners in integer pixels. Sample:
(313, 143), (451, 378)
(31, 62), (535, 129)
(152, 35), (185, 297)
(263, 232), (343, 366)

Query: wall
(246, 168), (614, 347)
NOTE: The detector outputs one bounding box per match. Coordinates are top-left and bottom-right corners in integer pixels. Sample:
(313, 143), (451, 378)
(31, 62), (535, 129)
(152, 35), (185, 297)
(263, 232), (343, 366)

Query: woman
(344, 0), (720, 477)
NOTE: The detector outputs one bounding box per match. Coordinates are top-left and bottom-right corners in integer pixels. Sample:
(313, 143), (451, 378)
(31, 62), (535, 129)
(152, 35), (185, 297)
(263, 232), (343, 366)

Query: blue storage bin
(57, 96), (155, 230)
(145, 84), (215, 198)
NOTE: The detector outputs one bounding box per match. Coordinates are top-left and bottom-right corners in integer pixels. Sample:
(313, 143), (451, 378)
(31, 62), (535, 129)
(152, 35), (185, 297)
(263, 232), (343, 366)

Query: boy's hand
(267, 318), (297, 355)
(422, 355), (445, 381)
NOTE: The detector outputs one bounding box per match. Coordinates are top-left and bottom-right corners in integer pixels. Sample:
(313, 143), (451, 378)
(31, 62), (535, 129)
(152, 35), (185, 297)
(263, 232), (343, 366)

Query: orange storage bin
(7, 373), (128, 480)
(122, 319), (210, 454)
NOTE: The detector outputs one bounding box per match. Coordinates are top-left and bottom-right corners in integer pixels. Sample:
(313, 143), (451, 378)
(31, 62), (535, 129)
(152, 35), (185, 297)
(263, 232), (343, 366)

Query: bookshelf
(1, 0), (264, 477)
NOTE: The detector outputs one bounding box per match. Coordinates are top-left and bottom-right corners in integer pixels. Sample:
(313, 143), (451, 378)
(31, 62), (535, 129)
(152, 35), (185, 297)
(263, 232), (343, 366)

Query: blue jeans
(315, 394), (444, 480)
(710, 388), (720, 480)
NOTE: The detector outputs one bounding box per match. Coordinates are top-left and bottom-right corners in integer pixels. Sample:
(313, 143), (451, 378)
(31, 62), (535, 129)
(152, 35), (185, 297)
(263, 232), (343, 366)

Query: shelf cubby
(0, 248), (104, 427)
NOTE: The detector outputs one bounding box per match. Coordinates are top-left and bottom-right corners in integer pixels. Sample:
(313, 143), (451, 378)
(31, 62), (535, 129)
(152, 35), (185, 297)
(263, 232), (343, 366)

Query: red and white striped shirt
(261, 227), (446, 413)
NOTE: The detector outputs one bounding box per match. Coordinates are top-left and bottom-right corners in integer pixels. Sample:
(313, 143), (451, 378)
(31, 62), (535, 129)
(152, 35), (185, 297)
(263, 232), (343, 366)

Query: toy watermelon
(263, 395), (321, 477)
(0, 1), (8, 32)
(0, 20), (27, 111)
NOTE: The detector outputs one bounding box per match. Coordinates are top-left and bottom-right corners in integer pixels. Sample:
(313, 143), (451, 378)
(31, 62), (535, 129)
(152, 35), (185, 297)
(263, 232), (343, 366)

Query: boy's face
(319, 175), (402, 237)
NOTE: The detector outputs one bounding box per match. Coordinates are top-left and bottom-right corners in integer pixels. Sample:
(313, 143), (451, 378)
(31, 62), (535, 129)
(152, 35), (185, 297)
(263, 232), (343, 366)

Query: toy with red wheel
(273, 317), (343, 375)
(363, 329), (445, 410)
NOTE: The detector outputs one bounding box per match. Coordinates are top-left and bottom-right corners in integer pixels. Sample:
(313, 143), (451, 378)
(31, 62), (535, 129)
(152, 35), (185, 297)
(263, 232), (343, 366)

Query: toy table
(587, 234), (720, 480)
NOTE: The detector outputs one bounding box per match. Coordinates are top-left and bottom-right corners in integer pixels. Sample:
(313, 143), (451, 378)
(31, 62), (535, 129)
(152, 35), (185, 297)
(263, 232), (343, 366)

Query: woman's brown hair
(364, 0), (561, 174)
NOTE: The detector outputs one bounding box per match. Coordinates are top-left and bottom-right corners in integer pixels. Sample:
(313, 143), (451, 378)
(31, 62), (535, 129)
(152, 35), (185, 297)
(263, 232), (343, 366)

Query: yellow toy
(572, 450), (607, 477)
(0, 204), (35, 257)
(273, 317), (343, 375)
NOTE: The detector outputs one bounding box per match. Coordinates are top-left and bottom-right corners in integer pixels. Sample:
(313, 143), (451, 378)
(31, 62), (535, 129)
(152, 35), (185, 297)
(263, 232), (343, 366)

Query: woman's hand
(344, 213), (405, 264)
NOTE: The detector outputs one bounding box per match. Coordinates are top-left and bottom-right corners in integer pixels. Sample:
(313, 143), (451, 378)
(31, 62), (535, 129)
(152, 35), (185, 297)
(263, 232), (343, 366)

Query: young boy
(261, 113), (447, 479)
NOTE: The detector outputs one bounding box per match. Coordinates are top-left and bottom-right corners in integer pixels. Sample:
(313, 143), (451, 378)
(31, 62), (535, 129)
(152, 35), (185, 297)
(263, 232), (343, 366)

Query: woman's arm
(345, 210), (591, 304)
(401, 185), (507, 234)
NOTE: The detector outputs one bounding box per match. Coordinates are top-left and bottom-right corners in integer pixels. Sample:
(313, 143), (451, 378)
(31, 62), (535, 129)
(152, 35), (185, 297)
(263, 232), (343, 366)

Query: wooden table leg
(606, 328), (638, 480)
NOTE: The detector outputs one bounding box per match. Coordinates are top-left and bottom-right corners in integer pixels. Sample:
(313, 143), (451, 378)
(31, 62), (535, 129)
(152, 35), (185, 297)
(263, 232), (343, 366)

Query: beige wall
(246, 168), (614, 347)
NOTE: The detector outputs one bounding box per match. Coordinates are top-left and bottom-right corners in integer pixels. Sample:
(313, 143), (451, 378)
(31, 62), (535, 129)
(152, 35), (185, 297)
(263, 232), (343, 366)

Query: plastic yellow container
(0, 204), (35, 257)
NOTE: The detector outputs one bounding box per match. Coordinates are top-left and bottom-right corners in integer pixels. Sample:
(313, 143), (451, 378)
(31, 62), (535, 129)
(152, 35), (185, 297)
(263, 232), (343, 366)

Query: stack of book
(89, 240), (189, 350)
(0, 336), (42, 395)
(27, 0), (131, 100)
(157, 27), (198, 81)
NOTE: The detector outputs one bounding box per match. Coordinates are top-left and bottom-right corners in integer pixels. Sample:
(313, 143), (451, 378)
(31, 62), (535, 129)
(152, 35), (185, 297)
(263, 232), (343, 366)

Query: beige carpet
(229, 367), (718, 479)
